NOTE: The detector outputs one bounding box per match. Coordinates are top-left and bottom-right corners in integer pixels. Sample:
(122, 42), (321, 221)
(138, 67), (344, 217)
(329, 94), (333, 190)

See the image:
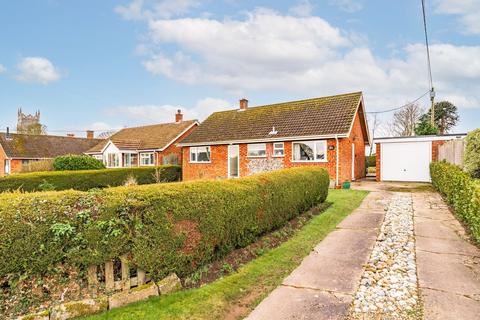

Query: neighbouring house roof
(87, 120), (198, 153)
(180, 92), (368, 146)
(0, 133), (103, 159)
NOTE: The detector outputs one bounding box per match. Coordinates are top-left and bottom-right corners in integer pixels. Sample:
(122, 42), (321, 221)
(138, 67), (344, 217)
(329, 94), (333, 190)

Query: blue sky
(0, 0), (479, 137)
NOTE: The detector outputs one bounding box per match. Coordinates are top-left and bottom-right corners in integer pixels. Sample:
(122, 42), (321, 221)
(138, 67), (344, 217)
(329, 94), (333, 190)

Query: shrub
(0, 167), (329, 280)
(464, 129), (480, 178)
(53, 155), (106, 171)
(0, 165), (181, 192)
(365, 155), (376, 168)
(19, 159), (54, 173)
(430, 161), (480, 243)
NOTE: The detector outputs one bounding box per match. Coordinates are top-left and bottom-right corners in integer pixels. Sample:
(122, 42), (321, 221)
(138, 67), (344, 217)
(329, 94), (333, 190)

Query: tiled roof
(87, 120), (198, 153)
(0, 133), (104, 159)
(181, 92), (363, 145)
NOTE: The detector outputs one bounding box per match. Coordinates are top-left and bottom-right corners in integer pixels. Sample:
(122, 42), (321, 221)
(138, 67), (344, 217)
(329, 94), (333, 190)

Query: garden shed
(374, 134), (466, 182)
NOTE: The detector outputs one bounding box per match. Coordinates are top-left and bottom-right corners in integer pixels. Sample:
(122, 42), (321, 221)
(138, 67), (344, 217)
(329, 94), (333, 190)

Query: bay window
(190, 146), (211, 163)
(292, 140), (327, 162)
(247, 143), (266, 157)
(107, 153), (120, 167)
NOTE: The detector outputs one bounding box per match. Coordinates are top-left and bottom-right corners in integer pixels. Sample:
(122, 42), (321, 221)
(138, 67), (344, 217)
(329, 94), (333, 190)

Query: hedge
(365, 155), (376, 168)
(53, 155), (106, 171)
(0, 165), (181, 192)
(0, 167), (329, 280)
(430, 161), (480, 243)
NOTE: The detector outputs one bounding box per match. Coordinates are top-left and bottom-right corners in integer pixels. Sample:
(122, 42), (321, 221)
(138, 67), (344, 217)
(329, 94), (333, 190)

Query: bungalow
(0, 129), (102, 176)
(86, 110), (198, 168)
(179, 92), (370, 186)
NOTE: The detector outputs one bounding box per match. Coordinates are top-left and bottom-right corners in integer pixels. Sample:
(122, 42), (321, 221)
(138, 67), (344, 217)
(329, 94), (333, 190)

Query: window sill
(272, 155), (285, 158)
(291, 160), (328, 163)
(189, 161), (211, 164)
(246, 155), (267, 158)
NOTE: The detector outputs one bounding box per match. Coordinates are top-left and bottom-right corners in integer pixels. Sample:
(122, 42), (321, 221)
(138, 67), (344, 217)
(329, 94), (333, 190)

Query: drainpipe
(335, 135), (339, 188)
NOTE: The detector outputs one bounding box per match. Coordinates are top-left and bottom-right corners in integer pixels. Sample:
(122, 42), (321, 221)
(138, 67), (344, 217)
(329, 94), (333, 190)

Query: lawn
(85, 189), (368, 320)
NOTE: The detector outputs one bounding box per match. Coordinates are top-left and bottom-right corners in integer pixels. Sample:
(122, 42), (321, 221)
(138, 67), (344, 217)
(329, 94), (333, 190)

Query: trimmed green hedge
(430, 161), (480, 243)
(365, 155), (376, 168)
(0, 167), (329, 280)
(53, 155), (106, 171)
(0, 165), (181, 192)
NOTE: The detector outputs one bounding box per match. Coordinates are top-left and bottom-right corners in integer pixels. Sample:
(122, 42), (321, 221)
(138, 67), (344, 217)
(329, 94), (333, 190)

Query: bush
(365, 155), (376, 168)
(464, 129), (480, 178)
(53, 155), (106, 171)
(430, 161), (480, 243)
(19, 159), (54, 173)
(0, 165), (181, 192)
(0, 167), (329, 280)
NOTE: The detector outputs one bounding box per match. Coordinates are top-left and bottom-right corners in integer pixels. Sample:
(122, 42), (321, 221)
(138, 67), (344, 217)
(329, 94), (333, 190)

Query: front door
(228, 145), (239, 178)
(4, 159), (10, 175)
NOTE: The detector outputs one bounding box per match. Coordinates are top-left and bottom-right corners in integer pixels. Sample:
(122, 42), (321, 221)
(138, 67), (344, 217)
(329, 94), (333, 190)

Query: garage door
(381, 141), (431, 182)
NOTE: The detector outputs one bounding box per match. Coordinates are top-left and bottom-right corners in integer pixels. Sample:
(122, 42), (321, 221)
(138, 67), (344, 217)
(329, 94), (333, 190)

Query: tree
(418, 101), (459, 134)
(17, 123), (47, 135)
(415, 120), (439, 136)
(367, 113), (381, 155)
(388, 103), (423, 136)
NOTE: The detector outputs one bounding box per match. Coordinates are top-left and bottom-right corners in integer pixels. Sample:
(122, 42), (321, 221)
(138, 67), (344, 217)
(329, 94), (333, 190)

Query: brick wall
(431, 140), (445, 162)
(182, 144), (229, 180)
(10, 159), (23, 174)
(0, 145), (6, 176)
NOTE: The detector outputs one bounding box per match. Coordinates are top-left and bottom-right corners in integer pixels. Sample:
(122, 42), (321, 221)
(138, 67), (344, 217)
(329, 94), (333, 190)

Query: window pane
(248, 143), (266, 157)
(274, 143), (284, 156)
(293, 142), (314, 161)
(190, 148), (196, 162)
(197, 147), (211, 162)
(315, 141), (326, 160)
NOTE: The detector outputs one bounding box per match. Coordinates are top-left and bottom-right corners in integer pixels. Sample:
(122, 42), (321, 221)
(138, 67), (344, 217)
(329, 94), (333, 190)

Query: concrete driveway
(246, 180), (480, 320)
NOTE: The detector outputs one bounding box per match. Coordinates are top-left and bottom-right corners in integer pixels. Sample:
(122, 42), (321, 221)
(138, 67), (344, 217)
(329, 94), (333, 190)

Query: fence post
(87, 265), (98, 296)
(120, 254), (130, 291)
(105, 260), (114, 292)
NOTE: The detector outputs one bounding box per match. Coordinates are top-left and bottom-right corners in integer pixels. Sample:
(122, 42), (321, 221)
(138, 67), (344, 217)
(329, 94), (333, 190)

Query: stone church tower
(16, 108), (45, 134)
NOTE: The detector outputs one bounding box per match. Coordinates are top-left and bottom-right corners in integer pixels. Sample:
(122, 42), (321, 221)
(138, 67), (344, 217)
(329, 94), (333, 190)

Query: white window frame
(4, 159), (11, 175)
(92, 154), (103, 161)
(291, 140), (328, 163)
(273, 142), (285, 157)
(247, 143), (267, 158)
(189, 146), (211, 163)
(140, 152), (155, 166)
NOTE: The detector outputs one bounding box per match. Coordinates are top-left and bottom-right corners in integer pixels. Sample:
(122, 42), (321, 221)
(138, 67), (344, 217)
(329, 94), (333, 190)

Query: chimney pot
(6, 127), (11, 140)
(240, 98), (248, 110)
(175, 109), (183, 122)
(86, 130), (94, 139)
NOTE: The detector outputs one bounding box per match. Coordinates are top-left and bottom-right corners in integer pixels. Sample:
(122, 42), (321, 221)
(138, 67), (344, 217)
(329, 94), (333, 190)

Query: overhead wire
(366, 90), (430, 114)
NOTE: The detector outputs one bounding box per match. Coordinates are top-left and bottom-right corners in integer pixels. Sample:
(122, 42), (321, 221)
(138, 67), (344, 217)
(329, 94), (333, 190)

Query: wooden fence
(438, 139), (465, 167)
(87, 254), (150, 296)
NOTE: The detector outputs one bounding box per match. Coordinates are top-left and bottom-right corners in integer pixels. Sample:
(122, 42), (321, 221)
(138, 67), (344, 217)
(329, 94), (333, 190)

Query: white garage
(375, 135), (466, 183)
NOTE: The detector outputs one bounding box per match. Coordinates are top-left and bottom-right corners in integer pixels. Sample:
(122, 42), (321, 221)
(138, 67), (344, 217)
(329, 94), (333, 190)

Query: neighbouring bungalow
(179, 92), (370, 187)
(85, 110), (198, 168)
(0, 129), (102, 176)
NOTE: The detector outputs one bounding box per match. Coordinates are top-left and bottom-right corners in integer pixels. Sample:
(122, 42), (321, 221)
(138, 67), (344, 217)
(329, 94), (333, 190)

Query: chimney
(67, 133), (75, 137)
(6, 127), (11, 140)
(175, 109), (183, 122)
(239, 98), (248, 110)
(86, 130), (94, 139)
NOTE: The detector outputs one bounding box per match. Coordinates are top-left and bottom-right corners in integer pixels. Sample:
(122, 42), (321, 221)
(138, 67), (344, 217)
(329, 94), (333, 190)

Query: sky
(0, 0), (479, 137)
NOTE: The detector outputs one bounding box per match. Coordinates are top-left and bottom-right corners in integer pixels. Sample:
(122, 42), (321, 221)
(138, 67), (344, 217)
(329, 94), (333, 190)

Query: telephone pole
(430, 87), (435, 126)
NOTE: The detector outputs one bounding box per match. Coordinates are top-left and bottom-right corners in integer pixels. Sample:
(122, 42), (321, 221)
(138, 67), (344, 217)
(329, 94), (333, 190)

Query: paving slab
(246, 286), (352, 320)
(422, 288), (480, 320)
(416, 250), (480, 297)
(416, 235), (480, 257)
(336, 212), (384, 230)
(414, 217), (461, 240)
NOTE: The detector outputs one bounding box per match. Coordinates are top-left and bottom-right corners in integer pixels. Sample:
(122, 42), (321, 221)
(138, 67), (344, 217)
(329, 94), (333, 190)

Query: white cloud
(435, 0), (480, 34)
(132, 9), (480, 113)
(289, 0), (314, 17)
(115, 0), (200, 20)
(107, 97), (232, 124)
(0, 64), (6, 73)
(329, 0), (363, 13)
(15, 57), (60, 84)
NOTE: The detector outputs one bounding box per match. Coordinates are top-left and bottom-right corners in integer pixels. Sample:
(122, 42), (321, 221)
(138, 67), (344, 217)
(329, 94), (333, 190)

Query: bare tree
(388, 103), (423, 137)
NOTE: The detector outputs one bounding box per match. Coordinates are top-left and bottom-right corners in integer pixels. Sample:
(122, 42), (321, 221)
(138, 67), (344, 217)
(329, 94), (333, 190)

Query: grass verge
(85, 189), (368, 320)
